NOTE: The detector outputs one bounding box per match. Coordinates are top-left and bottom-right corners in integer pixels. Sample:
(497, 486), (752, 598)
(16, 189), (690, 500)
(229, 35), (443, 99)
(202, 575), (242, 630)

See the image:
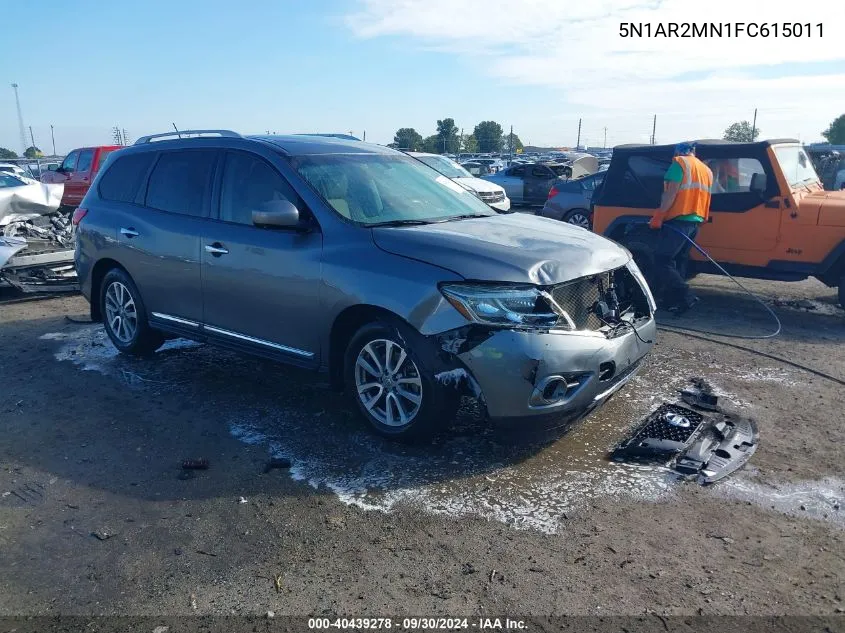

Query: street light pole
(50, 125), (56, 156)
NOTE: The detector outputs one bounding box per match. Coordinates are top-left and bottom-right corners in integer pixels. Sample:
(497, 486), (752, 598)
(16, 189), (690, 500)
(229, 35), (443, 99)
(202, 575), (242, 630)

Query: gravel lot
(0, 275), (843, 618)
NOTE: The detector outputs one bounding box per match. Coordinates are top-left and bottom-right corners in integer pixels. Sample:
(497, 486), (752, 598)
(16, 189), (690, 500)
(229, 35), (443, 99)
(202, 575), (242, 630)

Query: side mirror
(749, 172), (767, 194)
(252, 199), (300, 228)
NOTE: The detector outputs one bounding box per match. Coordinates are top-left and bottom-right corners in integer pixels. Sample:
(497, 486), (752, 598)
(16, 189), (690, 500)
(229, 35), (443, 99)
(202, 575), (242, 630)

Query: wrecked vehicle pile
(0, 175), (77, 293)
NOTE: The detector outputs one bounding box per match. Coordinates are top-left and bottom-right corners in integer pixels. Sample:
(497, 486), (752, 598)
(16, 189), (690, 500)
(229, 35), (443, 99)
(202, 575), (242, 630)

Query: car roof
(250, 135), (397, 156)
(611, 138), (800, 155)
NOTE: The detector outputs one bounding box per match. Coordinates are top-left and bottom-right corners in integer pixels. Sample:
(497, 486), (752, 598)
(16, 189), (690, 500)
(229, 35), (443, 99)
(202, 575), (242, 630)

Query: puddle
(772, 298), (843, 317)
(43, 324), (826, 534)
(40, 326), (201, 375)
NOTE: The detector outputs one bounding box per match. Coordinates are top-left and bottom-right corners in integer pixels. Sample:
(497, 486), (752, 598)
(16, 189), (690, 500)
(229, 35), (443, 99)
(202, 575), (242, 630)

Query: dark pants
(650, 220), (699, 307)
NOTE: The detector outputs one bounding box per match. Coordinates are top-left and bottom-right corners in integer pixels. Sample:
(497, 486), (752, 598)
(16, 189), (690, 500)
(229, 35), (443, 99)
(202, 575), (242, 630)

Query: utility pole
(603, 127), (607, 149)
(29, 126), (36, 150)
(50, 125), (56, 156)
(363, 130), (366, 141)
(510, 125), (514, 158)
(651, 114), (657, 145)
(11, 83), (27, 155)
(751, 108), (758, 141)
(576, 118), (582, 150)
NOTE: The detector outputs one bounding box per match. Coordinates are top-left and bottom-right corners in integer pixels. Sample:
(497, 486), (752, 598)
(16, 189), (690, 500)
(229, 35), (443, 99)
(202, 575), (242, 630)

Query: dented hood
(372, 213), (630, 285)
(0, 179), (63, 225)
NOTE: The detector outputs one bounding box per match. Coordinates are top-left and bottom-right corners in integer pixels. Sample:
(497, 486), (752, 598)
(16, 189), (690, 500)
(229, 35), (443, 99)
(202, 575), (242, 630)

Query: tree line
(391, 119), (524, 154)
(722, 113), (844, 144)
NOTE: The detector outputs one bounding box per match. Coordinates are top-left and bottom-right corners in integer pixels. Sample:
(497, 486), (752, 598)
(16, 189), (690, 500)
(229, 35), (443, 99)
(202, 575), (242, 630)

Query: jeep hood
(371, 213), (630, 285)
(800, 189), (845, 227)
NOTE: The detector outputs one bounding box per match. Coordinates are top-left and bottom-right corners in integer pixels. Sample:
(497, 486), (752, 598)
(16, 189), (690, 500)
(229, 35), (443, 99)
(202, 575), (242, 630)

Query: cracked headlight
(440, 284), (566, 328)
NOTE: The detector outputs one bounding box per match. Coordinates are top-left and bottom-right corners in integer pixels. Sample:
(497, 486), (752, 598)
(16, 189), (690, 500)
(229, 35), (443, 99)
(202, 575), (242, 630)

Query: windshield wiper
(435, 214), (491, 223)
(368, 219), (433, 227)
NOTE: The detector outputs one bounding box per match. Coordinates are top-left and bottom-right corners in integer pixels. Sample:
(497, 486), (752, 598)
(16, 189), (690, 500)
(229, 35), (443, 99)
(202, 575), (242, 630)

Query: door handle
(204, 243), (229, 256)
(120, 227), (139, 238)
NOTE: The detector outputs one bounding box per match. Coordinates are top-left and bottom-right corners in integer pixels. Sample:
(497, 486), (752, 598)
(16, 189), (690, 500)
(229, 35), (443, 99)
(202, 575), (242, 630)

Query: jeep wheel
(101, 268), (164, 355)
(344, 321), (458, 440)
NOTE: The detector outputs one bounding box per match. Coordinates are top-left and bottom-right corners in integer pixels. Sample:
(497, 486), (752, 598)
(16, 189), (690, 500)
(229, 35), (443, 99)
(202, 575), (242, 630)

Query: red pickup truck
(41, 145), (121, 209)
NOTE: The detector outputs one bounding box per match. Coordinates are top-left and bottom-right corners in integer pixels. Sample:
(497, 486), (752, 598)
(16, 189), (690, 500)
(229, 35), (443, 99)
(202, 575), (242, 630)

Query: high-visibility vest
(665, 155), (713, 222)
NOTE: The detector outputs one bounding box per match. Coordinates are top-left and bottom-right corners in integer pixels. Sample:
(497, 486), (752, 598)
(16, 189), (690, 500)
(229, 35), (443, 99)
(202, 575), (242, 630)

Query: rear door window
(98, 152), (156, 203)
(145, 150), (217, 218)
(76, 150), (94, 173)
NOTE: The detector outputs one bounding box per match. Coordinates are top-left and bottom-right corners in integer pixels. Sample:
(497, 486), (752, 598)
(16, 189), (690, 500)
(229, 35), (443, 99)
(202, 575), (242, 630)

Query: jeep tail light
(72, 208), (88, 226)
(547, 186), (558, 199)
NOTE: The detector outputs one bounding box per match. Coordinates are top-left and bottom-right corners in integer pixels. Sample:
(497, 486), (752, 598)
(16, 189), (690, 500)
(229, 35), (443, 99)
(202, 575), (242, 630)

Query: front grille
(550, 266), (650, 331)
(551, 273), (610, 330)
(478, 191), (505, 202)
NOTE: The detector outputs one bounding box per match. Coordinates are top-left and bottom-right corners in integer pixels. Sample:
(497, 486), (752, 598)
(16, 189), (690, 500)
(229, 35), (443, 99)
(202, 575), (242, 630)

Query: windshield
(773, 145), (821, 188)
(293, 153), (495, 225)
(416, 155), (472, 179)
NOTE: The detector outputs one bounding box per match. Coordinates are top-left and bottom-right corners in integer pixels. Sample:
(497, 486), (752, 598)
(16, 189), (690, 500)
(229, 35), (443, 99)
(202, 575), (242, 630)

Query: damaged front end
(429, 261), (657, 423)
(0, 202), (77, 294)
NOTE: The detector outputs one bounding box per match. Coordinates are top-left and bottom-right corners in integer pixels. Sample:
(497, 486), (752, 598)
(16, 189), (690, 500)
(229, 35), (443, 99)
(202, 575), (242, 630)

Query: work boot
(668, 295), (700, 315)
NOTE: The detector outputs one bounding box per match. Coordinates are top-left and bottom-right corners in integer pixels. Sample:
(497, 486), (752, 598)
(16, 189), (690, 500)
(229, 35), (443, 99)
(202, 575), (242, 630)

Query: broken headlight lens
(440, 284), (564, 328)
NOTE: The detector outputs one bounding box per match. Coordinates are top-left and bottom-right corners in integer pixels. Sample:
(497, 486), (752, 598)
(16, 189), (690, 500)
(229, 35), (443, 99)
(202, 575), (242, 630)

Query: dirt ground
(0, 275), (843, 619)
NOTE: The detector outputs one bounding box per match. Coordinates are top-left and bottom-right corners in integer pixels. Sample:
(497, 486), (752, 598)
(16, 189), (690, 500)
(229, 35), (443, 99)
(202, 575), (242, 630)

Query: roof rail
(134, 129), (241, 145)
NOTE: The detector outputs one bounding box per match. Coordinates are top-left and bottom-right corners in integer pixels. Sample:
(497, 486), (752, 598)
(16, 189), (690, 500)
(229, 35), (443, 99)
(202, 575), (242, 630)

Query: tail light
(71, 207), (88, 226)
(547, 186), (559, 199)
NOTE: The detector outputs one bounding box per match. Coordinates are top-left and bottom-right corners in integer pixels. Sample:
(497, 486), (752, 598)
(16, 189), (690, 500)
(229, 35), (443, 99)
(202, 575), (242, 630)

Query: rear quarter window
(98, 152), (156, 203)
(145, 150), (217, 217)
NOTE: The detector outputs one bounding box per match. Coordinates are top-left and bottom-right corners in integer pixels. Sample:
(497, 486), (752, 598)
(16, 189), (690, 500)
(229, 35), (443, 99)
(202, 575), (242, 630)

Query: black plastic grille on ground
(551, 273), (610, 330)
(614, 404), (705, 457)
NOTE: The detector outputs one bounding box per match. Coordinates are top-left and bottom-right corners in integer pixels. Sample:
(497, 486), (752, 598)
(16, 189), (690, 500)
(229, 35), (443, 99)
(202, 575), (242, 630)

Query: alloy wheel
(567, 212), (590, 229)
(104, 281), (138, 344)
(355, 338), (423, 427)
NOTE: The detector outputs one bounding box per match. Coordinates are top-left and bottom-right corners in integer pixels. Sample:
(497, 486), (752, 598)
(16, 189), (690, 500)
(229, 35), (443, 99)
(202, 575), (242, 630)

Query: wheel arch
(89, 258), (128, 322)
(328, 304), (414, 390)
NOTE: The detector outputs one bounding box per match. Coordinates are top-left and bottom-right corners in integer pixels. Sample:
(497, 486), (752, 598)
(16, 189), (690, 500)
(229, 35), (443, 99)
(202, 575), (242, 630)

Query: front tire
(100, 268), (164, 355)
(343, 321), (457, 440)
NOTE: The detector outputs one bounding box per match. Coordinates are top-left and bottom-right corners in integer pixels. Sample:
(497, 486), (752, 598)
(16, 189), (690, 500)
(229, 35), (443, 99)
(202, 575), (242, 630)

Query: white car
(409, 152), (511, 211)
(0, 163), (32, 179)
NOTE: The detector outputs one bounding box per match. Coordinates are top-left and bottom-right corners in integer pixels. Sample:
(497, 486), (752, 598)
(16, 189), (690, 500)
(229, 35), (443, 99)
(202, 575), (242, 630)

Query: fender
(600, 215), (650, 242)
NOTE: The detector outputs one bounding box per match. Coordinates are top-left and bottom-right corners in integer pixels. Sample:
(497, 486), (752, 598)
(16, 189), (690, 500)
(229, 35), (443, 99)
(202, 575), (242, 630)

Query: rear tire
(563, 208), (591, 229)
(343, 320), (458, 440)
(100, 268), (164, 355)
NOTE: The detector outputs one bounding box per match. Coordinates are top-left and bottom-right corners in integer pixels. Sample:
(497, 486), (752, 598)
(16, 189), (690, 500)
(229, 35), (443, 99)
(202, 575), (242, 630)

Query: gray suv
(75, 130), (656, 439)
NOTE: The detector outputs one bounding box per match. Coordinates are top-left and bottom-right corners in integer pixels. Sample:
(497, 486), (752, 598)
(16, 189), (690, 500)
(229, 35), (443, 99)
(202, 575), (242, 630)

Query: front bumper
(489, 198), (511, 212)
(456, 317), (655, 421)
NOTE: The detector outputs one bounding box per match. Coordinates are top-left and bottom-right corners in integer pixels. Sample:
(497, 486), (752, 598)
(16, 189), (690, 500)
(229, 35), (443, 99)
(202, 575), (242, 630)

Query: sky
(1, 0), (843, 155)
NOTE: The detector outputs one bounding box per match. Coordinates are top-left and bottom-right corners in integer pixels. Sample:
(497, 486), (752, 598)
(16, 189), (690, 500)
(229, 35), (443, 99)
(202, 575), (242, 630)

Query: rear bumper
(456, 318), (655, 421)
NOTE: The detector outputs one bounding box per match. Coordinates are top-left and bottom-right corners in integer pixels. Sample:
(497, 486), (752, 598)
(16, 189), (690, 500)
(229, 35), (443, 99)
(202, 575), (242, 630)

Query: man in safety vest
(647, 141), (713, 313)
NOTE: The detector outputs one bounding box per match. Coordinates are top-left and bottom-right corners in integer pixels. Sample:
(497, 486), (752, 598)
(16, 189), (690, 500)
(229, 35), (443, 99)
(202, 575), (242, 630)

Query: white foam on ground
(717, 473), (845, 527)
(41, 326), (200, 374)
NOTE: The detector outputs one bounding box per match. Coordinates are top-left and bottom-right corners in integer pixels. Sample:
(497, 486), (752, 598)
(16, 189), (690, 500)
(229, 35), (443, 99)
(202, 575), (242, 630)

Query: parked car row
(72, 130), (656, 439)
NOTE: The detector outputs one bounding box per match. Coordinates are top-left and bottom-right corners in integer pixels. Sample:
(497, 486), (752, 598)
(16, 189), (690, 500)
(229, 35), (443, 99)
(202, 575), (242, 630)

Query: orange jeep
(592, 139), (845, 308)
